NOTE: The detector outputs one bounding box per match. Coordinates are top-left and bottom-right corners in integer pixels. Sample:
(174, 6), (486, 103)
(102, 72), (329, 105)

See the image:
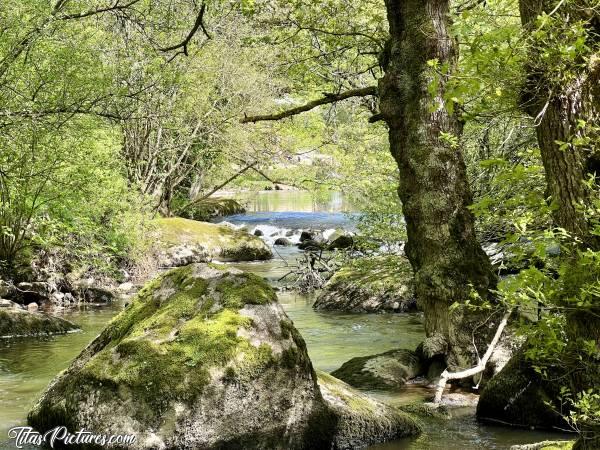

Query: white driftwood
(433, 309), (512, 403)
(509, 441), (573, 450)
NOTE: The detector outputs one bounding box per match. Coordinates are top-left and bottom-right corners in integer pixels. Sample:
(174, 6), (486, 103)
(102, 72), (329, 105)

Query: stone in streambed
(317, 371), (421, 449)
(28, 263), (421, 449)
(314, 256), (416, 313)
(331, 348), (424, 390)
(0, 308), (79, 338)
(298, 239), (325, 251)
(28, 264), (330, 449)
(179, 198), (246, 221)
(477, 350), (566, 430)
(274, 237), (292, 246)
(328, 235), (354, 250)
(155, 217), (272, 266)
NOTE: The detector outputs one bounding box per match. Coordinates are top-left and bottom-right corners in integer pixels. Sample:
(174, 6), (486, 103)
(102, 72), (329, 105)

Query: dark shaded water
(0, 191), (571, 449)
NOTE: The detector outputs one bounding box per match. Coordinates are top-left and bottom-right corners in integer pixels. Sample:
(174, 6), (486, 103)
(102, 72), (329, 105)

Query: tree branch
(240, 86), (378, 124)
(159, 3), (210, 58)
(175, 161), (257, 214)
(433, 308), (513, 404)
(58, 0), (141, 20)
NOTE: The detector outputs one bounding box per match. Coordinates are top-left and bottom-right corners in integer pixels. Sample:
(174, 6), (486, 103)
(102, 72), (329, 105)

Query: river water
(0, 191), (570, 449)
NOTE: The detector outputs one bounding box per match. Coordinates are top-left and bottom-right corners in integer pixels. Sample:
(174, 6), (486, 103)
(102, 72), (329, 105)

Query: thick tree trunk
(380, 0), (496, 370)
(519, 1), (600, 447)
(519, 0), (599, 246)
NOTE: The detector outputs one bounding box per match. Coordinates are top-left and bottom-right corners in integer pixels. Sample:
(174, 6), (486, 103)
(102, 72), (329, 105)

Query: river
(0, 191), (570, 449)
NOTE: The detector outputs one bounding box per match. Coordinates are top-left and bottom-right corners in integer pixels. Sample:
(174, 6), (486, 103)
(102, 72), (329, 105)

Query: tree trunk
(519, 1), (600, 447)
(380, 0), (496, 370)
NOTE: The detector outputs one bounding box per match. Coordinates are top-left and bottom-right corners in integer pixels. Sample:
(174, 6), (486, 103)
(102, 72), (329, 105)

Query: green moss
(178, 198), (245, 221)
(315, 255), (416, 313)
(70, 265), (279, 417)
(280, 319), (293, 339)
(316, 370), (423, 445)
(155, 217), (272, 261)
(214, 273), (277, 308)
(331, 349), (423, 390)
(331, 255), (413, 288)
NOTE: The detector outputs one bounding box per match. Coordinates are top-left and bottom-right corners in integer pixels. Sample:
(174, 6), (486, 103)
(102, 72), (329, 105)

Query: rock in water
(328, 235), (354, 250)
(331, 349), (424, 390)
(155, 218), (272, 266)
(314, 256), (416, 313)
(28, 264), (331, 449)
(274, 237), (292, 246)
(477, 350), (566, 430)
(0, 308), (79, 338)
(317, 371), (421, 449)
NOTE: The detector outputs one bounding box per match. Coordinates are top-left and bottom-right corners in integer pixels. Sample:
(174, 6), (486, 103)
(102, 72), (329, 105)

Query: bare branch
(159, 3), (210, 58)
(240, 86), (378, 124)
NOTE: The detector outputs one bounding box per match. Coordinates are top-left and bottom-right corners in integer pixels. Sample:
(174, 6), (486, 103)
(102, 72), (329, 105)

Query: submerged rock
(0, 308), (79, 338)
(155, 217), (272, 266)
(317, 371), (421, 449)
(28, 264), (330, 449)
(314, 256), (416, 313)
(331, 349), (424, 390)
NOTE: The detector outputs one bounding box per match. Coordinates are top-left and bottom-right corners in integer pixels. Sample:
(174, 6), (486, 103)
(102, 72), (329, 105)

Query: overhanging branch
(159, 3), (210, 59)
(58, 0), (141, 20)
(240, 86), (378, 124)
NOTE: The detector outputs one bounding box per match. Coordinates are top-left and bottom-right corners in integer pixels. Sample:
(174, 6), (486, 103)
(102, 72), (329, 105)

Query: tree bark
(518, 1), (600, 447)
(380, 0), (496, 370)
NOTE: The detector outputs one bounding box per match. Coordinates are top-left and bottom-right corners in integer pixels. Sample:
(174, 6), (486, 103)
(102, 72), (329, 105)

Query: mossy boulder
(477, 350), (566, 429)
(313, 256), (416, 313)
(0, 307), (79, 338)
(155, 217), (271, 266)
(178, 197), (246, 221)
(331, 349), (424, 390)
(28, 264), (333, 449)
(317, 371), (421, 449)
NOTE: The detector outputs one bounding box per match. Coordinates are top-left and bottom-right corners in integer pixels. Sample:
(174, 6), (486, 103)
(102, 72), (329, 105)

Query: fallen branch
(240, 86), (378, 124)
(433, 308), (512, 403)
(509, 441), (575, 450)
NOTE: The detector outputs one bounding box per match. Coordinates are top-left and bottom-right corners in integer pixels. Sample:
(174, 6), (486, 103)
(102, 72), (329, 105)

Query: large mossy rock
(28, 264), (331, 449)
(179, 198), (246, 222)
(0, 307), (79, 338)
(313, 256), (416, 313)
(331, 349), (424, 390)
(477, 351), (566, 429)
(155, 217), (272, 266)
(317, 371), (421, 449)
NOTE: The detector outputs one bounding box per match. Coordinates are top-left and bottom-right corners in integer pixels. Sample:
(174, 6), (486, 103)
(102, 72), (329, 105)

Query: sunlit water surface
(0, 191), (571, 449)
